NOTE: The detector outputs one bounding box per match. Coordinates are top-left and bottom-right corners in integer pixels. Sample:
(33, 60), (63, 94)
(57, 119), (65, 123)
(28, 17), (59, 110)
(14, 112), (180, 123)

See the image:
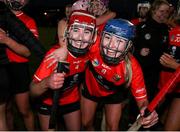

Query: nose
(109, 37), (117, 49)
(77, 29), (84, 40)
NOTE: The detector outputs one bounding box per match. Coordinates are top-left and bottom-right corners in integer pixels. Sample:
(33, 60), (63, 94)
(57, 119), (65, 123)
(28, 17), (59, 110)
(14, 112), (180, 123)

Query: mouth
(72, 40), (89, 49)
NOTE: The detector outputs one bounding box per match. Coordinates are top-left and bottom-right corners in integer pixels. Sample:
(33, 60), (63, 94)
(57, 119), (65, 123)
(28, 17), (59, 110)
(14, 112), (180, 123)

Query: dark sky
(24, 0), (179, 26)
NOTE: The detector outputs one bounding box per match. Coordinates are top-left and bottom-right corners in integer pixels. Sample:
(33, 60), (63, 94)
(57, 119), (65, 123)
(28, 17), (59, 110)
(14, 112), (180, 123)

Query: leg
(105, 103), (122, 131)
(0, 103), (8, 130)
(164, 98), (180, 131)
(15, 92), (34, 130)
(38, 113), (51, 131)
(81, 95), (98, 130)
(63, 110), (81, 130)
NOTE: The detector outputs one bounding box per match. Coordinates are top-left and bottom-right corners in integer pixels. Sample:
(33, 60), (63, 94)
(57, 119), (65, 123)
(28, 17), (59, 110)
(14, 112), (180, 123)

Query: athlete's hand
(140, 107), (159, 128)
(44, 43), (68, 68)
(160, 53), (180, 70)
(0, 28), (9, 44)
(140, 48), (150, 56)
(46, 71), (66, 90)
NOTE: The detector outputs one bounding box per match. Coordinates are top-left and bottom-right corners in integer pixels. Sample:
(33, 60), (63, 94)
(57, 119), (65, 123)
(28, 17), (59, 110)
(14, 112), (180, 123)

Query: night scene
(0, 0), (180, 131)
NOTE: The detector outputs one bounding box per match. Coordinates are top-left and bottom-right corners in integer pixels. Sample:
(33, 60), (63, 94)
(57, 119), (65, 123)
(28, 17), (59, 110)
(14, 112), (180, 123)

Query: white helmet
(137, 1), (151, 12)
(72, 0), (90, 11)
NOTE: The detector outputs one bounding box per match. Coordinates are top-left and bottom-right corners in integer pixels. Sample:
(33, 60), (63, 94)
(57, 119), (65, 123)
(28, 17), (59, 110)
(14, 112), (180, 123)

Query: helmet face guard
(72, 0), (90, 12)
(66, 11), (96, 57)
(100, 19), (135, 65)
(5, 0), (28, 11)
(89, 0), (109, 17)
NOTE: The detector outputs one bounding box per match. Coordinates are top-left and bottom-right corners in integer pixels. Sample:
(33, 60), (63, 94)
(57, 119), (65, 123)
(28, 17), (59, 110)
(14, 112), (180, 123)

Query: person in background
(88, 0), (116, 34)
(158, 15), (180, 130)
(81, 18), (158, 131)
(131, 0), (170, 130)
(0, 0), (45, 130)
(131, 1), (151, 26)
(4, 0), (40, 130)
(30, 10), (97, 131)
(57, 4), (72, 45)
(134, 0), (170, 102)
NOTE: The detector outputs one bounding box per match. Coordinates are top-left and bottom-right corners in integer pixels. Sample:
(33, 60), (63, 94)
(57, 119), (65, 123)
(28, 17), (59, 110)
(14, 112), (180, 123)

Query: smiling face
(68, 22), (95, 50)
(102, 32), (127, 58)
(152, 3), (170, 23)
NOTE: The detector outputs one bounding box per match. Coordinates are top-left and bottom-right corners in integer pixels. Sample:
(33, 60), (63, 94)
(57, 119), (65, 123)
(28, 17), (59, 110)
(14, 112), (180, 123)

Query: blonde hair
(124, 53), (132, 88)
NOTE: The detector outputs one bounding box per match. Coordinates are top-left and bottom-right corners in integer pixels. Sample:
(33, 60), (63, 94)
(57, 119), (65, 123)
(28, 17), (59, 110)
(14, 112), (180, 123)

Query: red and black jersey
(85, 38), (147, 102)
(6, 12), (39, 63)
(131, 18), (141, 26)
(33, 45), (89, 105)
(159, 26), (180, 93)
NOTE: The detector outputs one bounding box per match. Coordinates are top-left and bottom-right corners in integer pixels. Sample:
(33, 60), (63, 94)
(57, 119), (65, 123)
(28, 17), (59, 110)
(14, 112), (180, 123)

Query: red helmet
(66, 10), (96, 57)
(169, 27), (180, 46)
(67, 10), (96, 29)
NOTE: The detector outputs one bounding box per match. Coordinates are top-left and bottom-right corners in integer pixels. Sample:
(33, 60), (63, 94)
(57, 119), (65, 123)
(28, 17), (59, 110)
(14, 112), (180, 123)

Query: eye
(84, 29), (91, 34)
(72, 27), (79, 32)
(104, 34), (111, 40)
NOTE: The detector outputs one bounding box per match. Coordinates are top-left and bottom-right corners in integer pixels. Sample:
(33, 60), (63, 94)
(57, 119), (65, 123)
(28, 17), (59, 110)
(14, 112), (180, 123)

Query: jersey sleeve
(33, 47), (58, 82)
(130, 56), (147, 101)
(26, 18), (39, 38)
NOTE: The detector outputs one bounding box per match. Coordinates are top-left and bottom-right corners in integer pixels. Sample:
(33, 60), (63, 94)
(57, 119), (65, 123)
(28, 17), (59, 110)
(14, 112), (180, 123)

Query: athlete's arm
(30, 72), (66, 97)
(0, 28), (30, 57)
(96, 10), (116, 26)
(57, 19), (67, 45)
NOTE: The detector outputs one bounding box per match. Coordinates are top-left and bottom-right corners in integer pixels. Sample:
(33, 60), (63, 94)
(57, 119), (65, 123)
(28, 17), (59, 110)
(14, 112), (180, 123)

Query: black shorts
(81, 85), (128, 104)
(7, 62), (30, 94)
(0, 65), (10, 103)
(37, 101), (80, 116)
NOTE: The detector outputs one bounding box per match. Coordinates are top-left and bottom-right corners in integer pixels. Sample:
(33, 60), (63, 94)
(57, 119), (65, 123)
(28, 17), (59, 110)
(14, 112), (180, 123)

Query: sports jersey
(84, 38), (147, 101)
(33, 45), (89, 105)
(97, 23), (106, 35)
(131, 18), (141, 26)
(159, 26), (180, 93)
(6, 12), (39, 63)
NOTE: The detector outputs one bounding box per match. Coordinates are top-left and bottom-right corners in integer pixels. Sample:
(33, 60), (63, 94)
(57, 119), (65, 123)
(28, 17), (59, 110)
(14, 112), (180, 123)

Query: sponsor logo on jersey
(102, 63), (111, 70)
(113, 74), (121, 81)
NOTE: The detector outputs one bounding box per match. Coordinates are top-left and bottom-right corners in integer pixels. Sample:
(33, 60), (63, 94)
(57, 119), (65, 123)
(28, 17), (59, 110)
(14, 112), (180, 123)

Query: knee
(19, 107), (32, 118)
(82, 117), (94, 130)
(106, 122), (119, 131)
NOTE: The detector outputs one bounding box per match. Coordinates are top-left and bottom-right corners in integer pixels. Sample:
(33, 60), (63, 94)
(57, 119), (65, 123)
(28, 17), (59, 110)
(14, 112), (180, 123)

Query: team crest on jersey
(162, 36), (168, 43)
(112, 74), (121, 81)
(144, 33), (151, 40)
(92, 59), (99, 67)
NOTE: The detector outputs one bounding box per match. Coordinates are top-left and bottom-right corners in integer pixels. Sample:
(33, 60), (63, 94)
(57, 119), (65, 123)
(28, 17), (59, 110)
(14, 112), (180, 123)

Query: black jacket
(134, 17), (169, 74)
